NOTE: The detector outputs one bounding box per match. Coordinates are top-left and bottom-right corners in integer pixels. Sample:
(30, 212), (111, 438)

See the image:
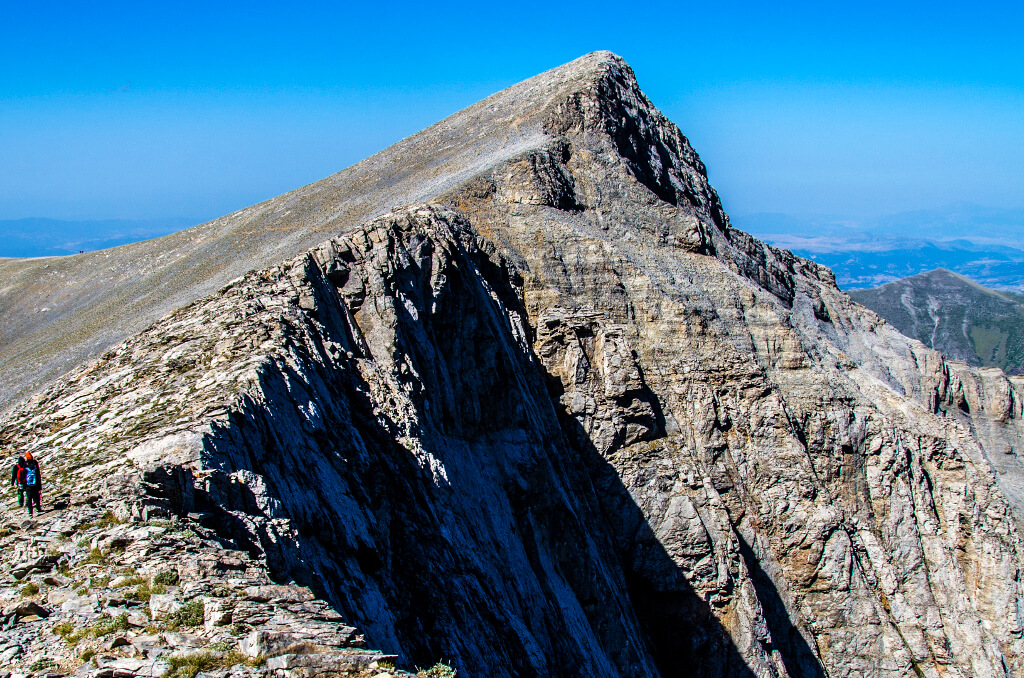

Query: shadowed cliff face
(4, 53), (1024, 678)
(191, 211), (666, 677)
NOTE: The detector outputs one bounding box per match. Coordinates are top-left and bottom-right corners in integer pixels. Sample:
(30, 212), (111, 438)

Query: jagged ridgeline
(3, 52), (1024, 678)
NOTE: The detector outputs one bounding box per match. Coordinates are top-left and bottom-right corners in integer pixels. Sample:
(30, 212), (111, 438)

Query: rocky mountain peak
(3, 54), (1024, 678)
(851, 267), (1024, 376)
(0, 50), (691, 412)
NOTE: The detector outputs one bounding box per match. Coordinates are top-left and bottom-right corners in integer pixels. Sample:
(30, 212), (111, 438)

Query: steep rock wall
(439, 56), (1024, 677)
(4, 53), (1024, 678)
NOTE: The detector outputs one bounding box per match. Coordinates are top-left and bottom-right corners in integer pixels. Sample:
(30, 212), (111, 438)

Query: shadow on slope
(139, 212), (825, 677)
(552, 378), (823, 678)
(556, 406), (763, 677)
(735, 532), (826, 678)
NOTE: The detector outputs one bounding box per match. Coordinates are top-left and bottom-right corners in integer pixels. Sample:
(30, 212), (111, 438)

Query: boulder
(0, 644), (23, 664)
(126, 611), (149, 627)
(47, 589), (75, 606)
(7, 601), (50, 618)
(242, 585), (314, 603)
(265, 652), (392, 676)
(148, 594), (181, 620)
(240, 631), (317, 658)
(201, 596), (234, 632)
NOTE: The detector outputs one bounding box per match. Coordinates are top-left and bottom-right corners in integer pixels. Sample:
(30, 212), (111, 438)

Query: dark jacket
(10, 457), (25, 485)
(21, 459), (40, 487)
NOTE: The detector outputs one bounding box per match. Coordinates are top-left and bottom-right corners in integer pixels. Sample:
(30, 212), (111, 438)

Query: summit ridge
(0, 51), (626, 410)
(3, 53), (1024, 677)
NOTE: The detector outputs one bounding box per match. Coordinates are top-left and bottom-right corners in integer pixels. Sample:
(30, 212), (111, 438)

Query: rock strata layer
(3, 52), (1024, 678)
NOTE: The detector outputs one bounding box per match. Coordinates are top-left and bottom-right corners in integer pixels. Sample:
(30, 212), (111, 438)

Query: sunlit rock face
(4, 52), (1024, 678)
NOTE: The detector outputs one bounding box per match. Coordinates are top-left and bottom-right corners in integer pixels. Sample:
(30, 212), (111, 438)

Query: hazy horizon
(3, 1), (1024, 225)
(7, 204), (1024, 296)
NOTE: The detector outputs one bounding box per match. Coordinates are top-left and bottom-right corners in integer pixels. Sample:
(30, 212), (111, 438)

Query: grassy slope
(849, 268), (1024, 373)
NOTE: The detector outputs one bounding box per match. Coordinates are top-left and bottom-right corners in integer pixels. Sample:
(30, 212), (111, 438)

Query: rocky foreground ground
(0, 491), (454, 678)
(3, 51), (1024, 677)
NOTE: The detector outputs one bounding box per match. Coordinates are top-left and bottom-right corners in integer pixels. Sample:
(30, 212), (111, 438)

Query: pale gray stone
(147, 594), (181, 621)
(2, 51), (1024, 678)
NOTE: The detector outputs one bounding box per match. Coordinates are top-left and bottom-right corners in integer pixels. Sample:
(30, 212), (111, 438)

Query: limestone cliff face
(4, 52), (1024, 678)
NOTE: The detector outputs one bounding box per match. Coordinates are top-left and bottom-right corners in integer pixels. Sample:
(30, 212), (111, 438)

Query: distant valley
(737, 206), (1024, 374)
(0, 217), (196, 257)
(736, 204), (1024, 291)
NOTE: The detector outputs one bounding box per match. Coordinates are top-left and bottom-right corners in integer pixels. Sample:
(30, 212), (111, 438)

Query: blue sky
(2, 0), (1023, 224)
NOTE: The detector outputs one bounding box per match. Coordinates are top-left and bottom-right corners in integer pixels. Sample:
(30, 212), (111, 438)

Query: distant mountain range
(849, 268), (1024, 374)
(4, 53), (1023, 676)
(0, 217), (196, 257)
(735, 204), (1024, 291)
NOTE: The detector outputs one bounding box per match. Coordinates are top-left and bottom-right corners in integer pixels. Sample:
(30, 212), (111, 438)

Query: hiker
(21, 451), (41, 516)
(9, 453), (26, 507)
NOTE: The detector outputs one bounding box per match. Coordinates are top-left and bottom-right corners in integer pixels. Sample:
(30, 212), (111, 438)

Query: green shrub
(418, 663), (457, 678)
(162, 651), (262, 678)
(119, 575), (147, 588)
(163, 652), (219, 678)
(80, 649), (96, 662)
(29, 657), (57, 672)
(152, 569), (180, 586)
(130, 581), (166, 602)
(53, 621), (75, 636)
(20, 582), (40, 597)
(165, 600), (204, 630)
(54, 613), (130, 645)
(53, 620), (85, 646)
(84, 548), (106, 565)
(223, 651), (263, 668)
(97, 511), (124, 528)
(89, 612), (129, 637)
